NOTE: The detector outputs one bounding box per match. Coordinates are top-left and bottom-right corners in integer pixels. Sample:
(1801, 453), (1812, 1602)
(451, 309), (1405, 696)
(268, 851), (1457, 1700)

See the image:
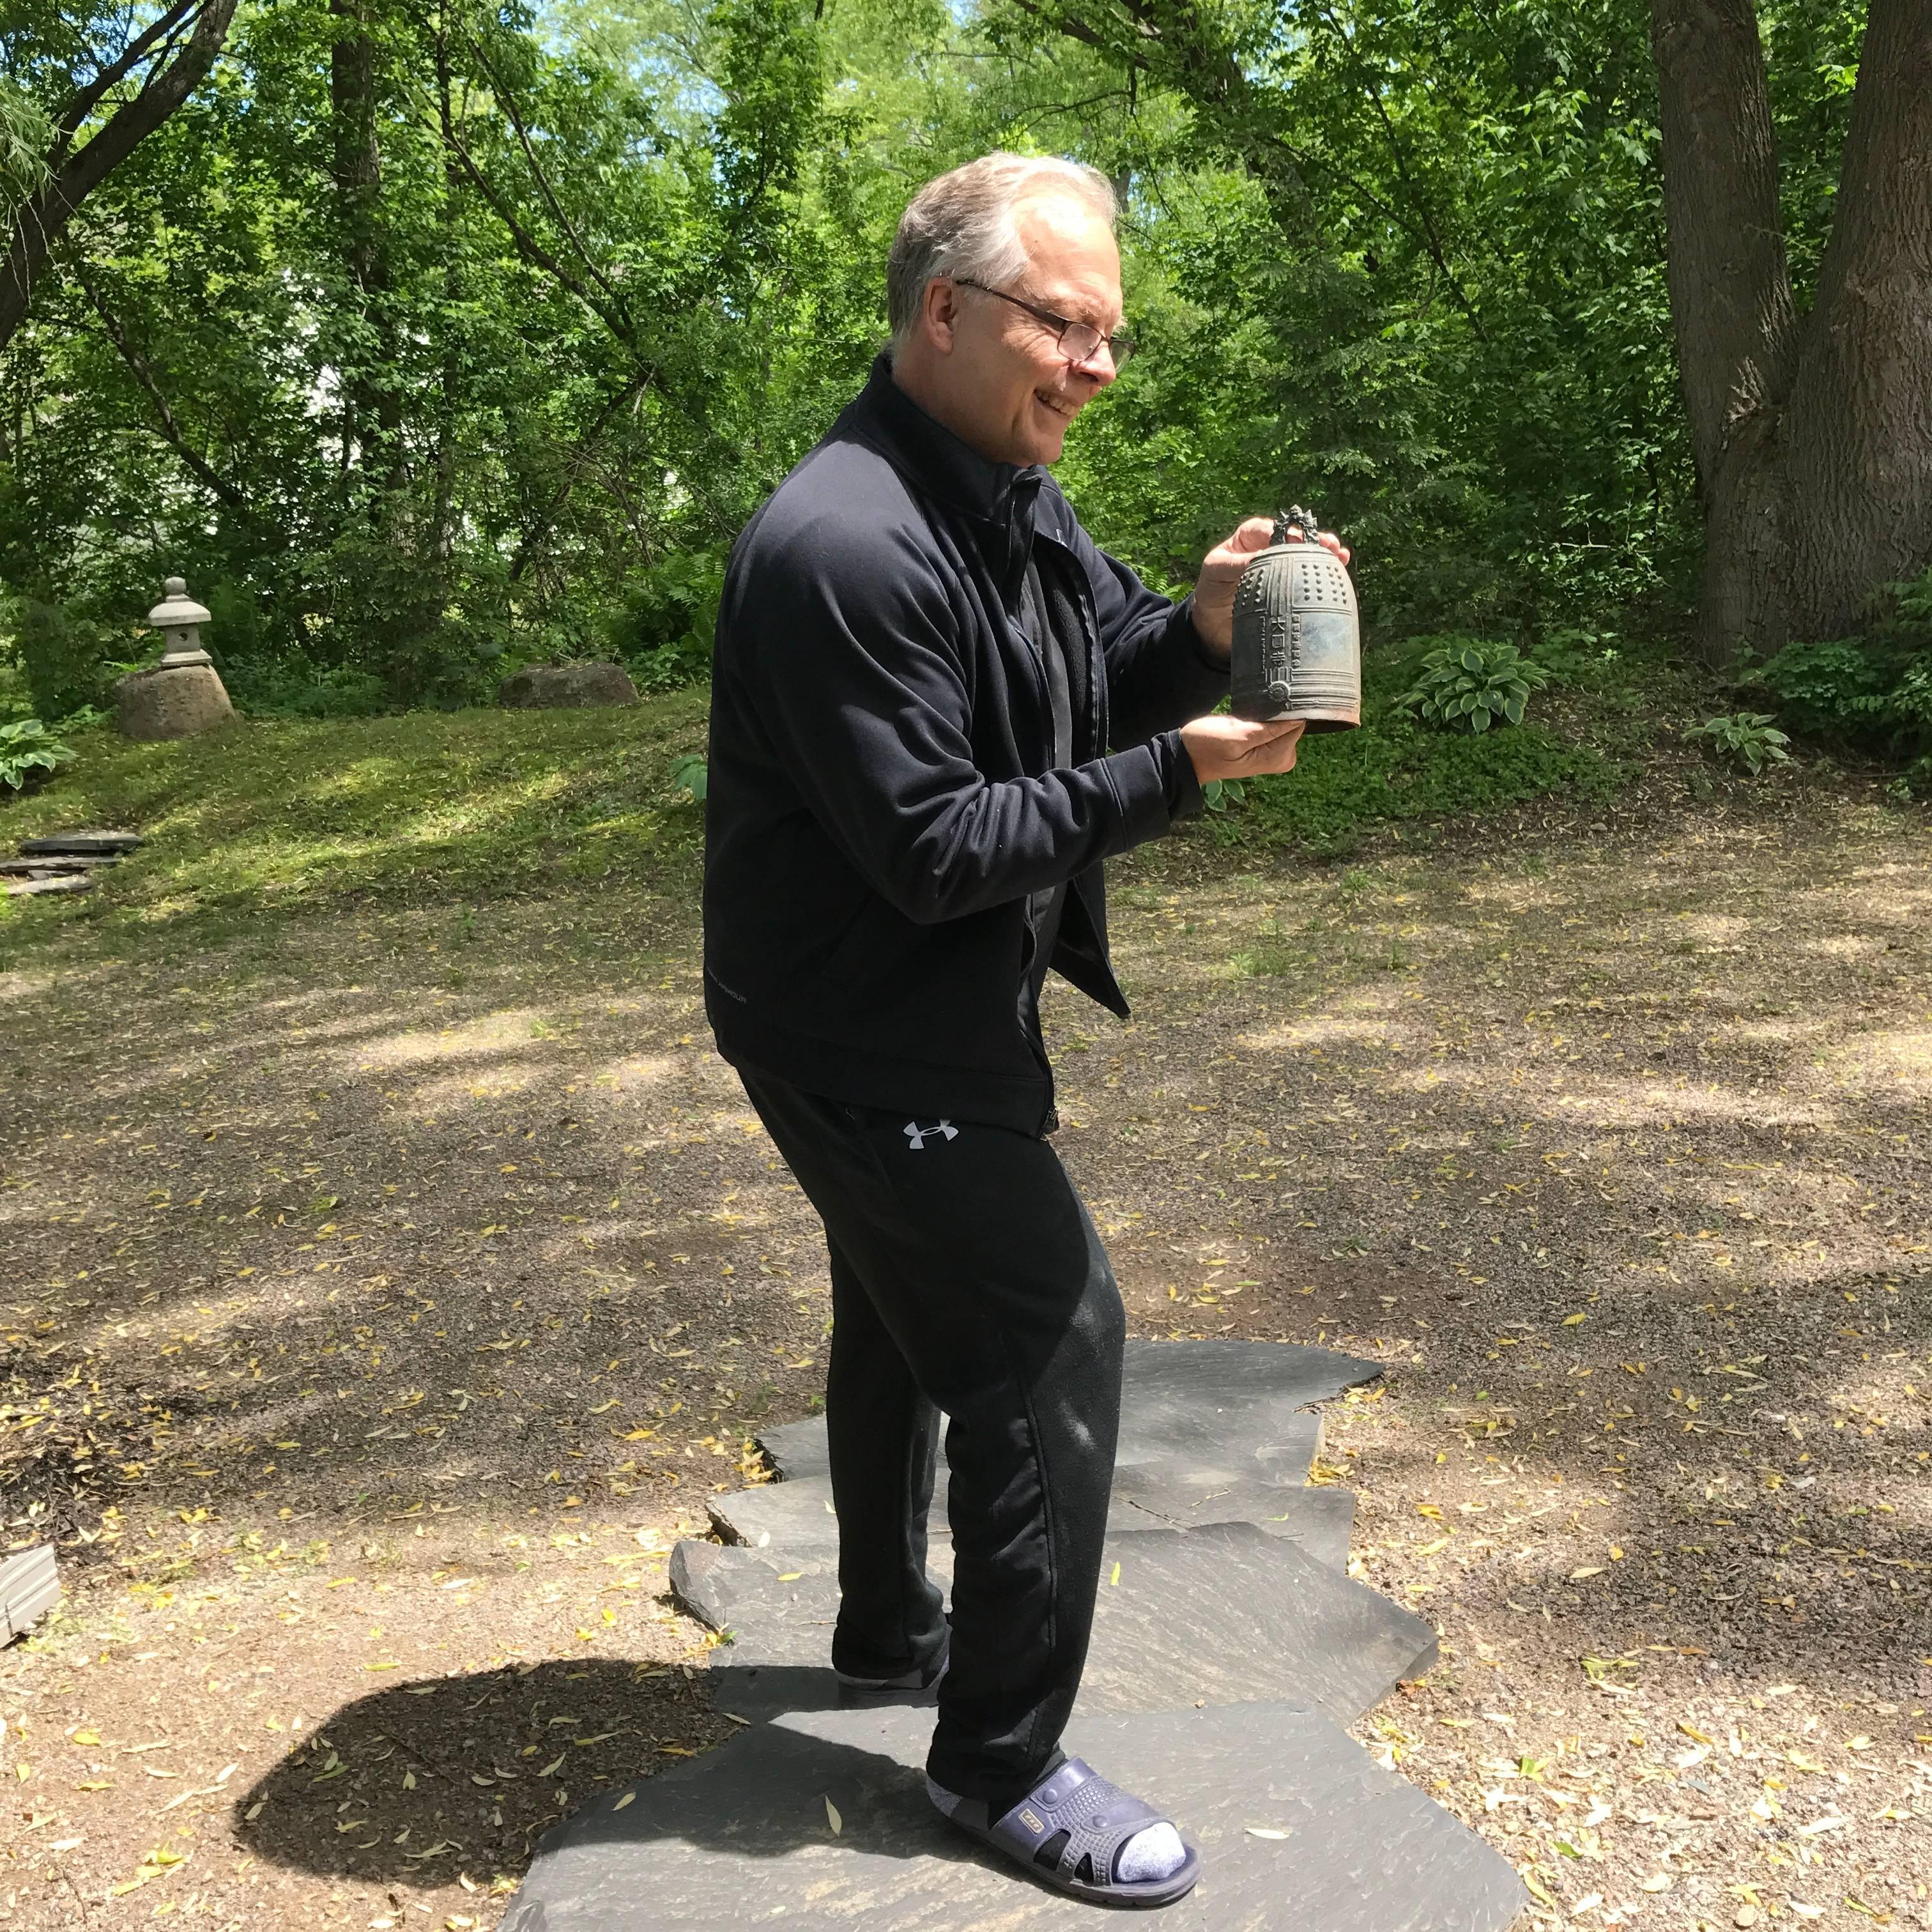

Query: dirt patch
(3, 786), (1929, 1929)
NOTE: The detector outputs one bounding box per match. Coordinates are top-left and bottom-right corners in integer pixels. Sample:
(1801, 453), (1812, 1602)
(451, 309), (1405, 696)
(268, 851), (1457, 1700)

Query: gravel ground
(2, 778), (1928, 1930)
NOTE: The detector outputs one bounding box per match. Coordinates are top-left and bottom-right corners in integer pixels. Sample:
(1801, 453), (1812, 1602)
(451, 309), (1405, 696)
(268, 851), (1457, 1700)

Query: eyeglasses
(954, 278), (1137, 369)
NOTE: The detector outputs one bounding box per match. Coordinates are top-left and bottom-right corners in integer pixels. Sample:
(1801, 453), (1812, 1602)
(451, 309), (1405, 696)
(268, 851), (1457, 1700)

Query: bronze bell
(1229, 507), (1361, 730)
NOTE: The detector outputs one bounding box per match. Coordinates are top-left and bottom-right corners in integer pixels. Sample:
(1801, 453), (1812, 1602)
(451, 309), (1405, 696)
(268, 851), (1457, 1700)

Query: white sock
(925, 1777), (1186, 1883)
(1114, 1821), (1186, 1882)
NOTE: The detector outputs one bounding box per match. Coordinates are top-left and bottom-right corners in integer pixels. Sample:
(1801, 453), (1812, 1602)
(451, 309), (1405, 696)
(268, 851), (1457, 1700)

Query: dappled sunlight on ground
(1, 792), (1927, 1926)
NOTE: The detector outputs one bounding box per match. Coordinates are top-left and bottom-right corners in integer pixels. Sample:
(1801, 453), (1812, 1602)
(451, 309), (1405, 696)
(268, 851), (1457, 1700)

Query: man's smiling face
(935, 192), (1123, 468)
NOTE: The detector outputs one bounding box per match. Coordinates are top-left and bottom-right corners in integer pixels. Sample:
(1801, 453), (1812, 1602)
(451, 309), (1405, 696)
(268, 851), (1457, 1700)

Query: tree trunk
(1779, 0), (1932, 639)
(1650, 0), (1932, 663)
(1648, 0), (1799, 663)
(330, 0), (399, 484)
(0, 0), (238, 355)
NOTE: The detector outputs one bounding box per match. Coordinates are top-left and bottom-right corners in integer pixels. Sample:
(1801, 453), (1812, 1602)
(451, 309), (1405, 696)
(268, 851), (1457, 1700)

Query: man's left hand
(1190, 516), (1353, 661)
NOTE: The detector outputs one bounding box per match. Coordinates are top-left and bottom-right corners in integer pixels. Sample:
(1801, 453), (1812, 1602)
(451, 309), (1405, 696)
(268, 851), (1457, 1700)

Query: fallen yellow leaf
(825, 1795), (842, 1836)
(1522, 1869), (1561, 1909)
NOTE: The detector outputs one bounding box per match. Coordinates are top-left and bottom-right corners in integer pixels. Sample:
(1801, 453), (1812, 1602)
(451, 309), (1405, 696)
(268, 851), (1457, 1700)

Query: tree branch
(50, 0), (201, 165)
(457, 26), (634, 331)
(420, 63), (632, 349)
(76, 266), (247, 509)
(508, 372), (650, 581)
(0, 0), (238, 354)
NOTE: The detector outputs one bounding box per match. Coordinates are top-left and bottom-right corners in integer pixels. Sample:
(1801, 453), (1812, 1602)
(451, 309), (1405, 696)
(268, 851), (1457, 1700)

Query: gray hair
(887, 153), (1117, 348)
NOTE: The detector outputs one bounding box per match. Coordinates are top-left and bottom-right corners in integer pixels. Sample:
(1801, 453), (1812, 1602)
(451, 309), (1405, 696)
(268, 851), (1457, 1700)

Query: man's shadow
(230, 1658), (972, 1890)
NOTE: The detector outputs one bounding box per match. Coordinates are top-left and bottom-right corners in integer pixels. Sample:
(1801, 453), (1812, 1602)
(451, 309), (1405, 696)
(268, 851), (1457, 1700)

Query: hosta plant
(1683, 712), (1790, 776)
(1394, 640), (1549, 733)
(0, 716), (76, 791)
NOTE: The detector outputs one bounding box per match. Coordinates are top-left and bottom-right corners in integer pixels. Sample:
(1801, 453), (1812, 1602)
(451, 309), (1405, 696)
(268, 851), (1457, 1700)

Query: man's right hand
(1181, 715), (1307, 787)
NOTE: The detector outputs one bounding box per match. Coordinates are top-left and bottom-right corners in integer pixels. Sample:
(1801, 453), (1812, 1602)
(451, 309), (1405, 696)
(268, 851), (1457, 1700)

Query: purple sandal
(939, 1756), (1202, 1907)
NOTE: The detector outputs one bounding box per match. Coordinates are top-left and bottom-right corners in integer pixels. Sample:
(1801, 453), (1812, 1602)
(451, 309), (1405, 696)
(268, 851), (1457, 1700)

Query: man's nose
(1068, 343), (1117, 385)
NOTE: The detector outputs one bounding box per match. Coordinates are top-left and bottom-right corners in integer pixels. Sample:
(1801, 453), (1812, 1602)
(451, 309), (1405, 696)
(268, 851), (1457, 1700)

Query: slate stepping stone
(1112, 1338), (1380, 1472)
(18, 830), (142, 857)
(680, 1522), (1437, 1729)
(500, 1698), (1523, 1932)
(3, 873), (93, 897)
(0, 855), (118, 875)
(755, 1339), (1378, 1487)
(709, 1457), (1354, 1573)
(1105, 1459), (1354, 1568)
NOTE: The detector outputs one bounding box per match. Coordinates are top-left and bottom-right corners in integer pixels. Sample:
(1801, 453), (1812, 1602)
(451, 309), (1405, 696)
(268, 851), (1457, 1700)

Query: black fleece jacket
(702, 355), (1229, 1135)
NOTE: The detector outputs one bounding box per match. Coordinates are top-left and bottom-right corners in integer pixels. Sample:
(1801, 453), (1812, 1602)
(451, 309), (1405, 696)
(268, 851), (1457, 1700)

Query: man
(703, 152), (1347, 1906)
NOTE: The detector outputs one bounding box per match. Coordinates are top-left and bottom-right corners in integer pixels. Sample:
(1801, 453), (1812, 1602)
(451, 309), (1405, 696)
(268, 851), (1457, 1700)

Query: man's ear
(921, 275), (962, 354)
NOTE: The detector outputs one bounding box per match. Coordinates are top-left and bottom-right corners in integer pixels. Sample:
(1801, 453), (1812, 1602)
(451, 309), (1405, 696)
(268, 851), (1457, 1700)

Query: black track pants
(737, 1070), (1125, 1807)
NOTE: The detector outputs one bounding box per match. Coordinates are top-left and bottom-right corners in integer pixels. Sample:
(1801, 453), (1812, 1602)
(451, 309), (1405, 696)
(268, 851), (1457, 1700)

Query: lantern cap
(148, 576), (211, 629)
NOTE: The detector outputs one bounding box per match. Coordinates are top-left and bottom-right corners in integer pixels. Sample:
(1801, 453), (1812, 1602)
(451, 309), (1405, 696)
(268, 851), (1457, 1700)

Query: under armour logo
(903, 1119), (958, 1150)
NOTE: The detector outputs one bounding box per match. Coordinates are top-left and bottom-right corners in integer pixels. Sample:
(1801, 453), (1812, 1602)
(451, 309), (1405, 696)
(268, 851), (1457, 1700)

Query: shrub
(1745, 565), (1932, 764)
(0, 716), (76, 791)
(222, 656), (390, 719)
(1393, 638), (1551, 733)
(12, 595), (121, 718)
(607, 550), (726, 694)
(1683, 712), (1790, 776)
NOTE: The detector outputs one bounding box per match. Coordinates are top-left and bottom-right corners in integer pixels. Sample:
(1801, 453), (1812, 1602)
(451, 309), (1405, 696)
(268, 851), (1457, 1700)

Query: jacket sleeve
(730, 510), (1196, 926)
(1069, 518), (1230, 752)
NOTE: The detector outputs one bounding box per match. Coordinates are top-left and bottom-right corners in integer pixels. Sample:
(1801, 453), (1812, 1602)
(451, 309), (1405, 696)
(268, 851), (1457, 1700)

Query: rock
(1, 1545), (59, 1641)
(3, 873), (93, 897)
(755, 1339), (1379, 1487)
(501, 1698), (1525, 1932)
(497, 662), (639, 709)
(115, 664), (236, 740)
(708, 1455), (1353, 1574)
(679, 1522), (1436, 1729)
(17, 831), (142, 857)
(0, 856), (119, 873)
(1110, 1338), (1379, 1471)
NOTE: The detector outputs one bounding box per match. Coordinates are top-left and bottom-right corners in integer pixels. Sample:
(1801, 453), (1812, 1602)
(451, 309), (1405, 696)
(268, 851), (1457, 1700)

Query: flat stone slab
(1, 1545), (59, 1641)
(502, 1698), (1523, 1932)
(18, 830), (142, 856)
(756, 1340), (1377, 1488)
(709, 1455), (1352, 1574)
(681, 1521), (1436, 1729)
(0, 855), (119, 874)
(4, 873), (93, 897)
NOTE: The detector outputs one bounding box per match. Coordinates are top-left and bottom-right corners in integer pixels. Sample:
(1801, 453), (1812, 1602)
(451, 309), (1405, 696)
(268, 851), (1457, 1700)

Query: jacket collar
(853, 353), (1046, 555)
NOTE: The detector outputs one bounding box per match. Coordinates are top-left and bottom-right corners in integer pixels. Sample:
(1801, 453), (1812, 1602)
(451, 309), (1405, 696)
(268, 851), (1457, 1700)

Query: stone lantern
(149, 578), (214, 668)
(115, 574), (238, 741)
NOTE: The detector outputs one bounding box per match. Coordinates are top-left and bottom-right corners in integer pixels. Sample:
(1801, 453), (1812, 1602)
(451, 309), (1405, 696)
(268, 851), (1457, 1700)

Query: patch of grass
(0, 694), (707, 954)
(1211, 701), (1618, 855)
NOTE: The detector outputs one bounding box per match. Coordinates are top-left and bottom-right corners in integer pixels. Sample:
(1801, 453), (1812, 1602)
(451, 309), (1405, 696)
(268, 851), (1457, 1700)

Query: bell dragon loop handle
(1272, 505), (1322, 546)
